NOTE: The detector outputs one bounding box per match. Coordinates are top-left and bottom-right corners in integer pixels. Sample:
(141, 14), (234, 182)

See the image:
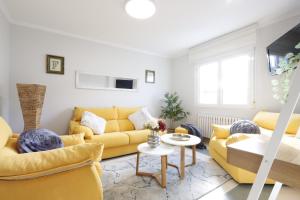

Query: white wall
(171, 15), (300, 124)
(10, 25), (171, 133)
(0, 11), (10, 121)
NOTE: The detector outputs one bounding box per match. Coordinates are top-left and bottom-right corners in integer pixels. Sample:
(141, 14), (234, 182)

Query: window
(196, 52), (254, 106)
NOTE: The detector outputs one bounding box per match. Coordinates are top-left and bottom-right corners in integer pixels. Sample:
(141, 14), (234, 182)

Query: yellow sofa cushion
(125, 130), (151, 144)
(72, 107), (118, 121)
(104, 120), (120, 133)
(0, 143), (103, 178)
(116, 107), (140, 119)
(118, 120), (135, 132)
(212, 124), (231, 139)
(253, 111), (300, 134)
(226, 133), (250, 146)
(86, 132), (129, 148)
(175, 126), (189, 134)
(0, 117), (13, 148)
(209, 137), (227, 159)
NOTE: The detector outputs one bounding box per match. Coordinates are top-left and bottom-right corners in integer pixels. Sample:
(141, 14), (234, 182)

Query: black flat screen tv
(267, 23), (300, 75)
(115, 79), (133, 89)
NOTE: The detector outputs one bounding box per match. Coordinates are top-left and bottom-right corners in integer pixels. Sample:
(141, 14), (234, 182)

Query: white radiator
(197, 114), (240, 138)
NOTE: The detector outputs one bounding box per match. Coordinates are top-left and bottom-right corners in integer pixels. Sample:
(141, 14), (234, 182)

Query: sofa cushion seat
(209, 137), (227, 159)
(125, 130), (151, 144)
(86, 132), (129, 148)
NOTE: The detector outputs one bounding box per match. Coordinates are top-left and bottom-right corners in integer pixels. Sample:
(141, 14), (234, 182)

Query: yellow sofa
(69, 106), (157, 159)
(176, 111), (300, 184)
(0, 117), (104, 200)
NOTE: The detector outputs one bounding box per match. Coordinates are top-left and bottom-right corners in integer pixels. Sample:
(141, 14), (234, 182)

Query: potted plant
(271, 42), (300, 103)
(160, 92), (190, 131)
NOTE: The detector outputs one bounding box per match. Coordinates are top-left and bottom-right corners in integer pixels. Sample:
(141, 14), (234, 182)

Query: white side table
(161, 134), (201, 179)
(136, 143), (175, 188)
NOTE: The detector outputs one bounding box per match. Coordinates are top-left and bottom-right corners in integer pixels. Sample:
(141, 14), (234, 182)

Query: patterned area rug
(101, 147), (231, 200)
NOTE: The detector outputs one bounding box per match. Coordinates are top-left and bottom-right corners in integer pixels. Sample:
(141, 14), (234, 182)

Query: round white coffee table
(161, 134), (201, 179)
(136, 143), (175, 188)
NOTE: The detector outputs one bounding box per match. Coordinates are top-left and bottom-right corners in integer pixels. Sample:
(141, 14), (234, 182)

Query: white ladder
(247, 63), (300, 200)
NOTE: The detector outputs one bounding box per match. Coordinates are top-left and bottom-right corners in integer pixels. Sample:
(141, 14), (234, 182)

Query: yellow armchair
(0, 117), (104, 200)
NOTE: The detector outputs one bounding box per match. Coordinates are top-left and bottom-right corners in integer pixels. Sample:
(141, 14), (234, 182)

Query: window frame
(194, 47), (256, 109)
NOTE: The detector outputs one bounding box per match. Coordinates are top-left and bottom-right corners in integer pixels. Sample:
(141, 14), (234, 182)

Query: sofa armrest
(60, 133), (85, 147)
(69, 120), (94, 139)
(0, 143), (103, 180)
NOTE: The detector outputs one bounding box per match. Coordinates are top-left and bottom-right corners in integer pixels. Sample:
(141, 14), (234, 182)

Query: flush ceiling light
(125, 0), (156, 19)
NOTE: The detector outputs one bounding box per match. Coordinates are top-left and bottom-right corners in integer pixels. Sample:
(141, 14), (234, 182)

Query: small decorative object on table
(144, 119), (166, 148)
(171, 133), (191, 141)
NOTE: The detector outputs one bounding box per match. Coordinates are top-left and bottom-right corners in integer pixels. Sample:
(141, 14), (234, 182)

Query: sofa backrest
(72, 106), (141, 133)
(0, 117), (13, 148)
(116, 107), (140, 131)
(253, 111), (300, 134)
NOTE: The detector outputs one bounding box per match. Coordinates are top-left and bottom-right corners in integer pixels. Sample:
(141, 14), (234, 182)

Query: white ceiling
(2, 0), (300, 58)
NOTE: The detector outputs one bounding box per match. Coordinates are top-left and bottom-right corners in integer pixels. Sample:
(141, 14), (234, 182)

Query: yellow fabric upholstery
(0, 117), (104, 200)
(118, 119), (135, 131)
(226, 133), (250, 146)
(72, 106), (118, 121)
(69, 106), (155, 159)
(60, 133), (85, 146)
(209, 137), (227, 159)
(104, 120), (120, 133)
(253, 111), (300, 134)
(116, 107), (140, 119)
(212, 124), (231, 139)
(69, 120), (94, 139)
(0, 143), (103, 178)
(175, 126), (189, 134)
(0, 165), (103, 200)
(125, 129), (151, 144)
(86, 132), (130, 148)
(209, 111), (299, 184)
(0, 117), (13, 148)
(102, 144), (139, 159)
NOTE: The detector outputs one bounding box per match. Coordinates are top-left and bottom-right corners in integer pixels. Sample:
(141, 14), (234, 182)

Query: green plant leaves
(160, 92), (189, 125)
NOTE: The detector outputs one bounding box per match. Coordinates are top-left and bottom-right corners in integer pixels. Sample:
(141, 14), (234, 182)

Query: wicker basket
(16, 84), (46, 131)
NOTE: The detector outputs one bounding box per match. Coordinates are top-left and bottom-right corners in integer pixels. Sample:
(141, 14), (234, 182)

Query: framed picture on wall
(145, 70), (155, 83)
(46, 55), (64, 75)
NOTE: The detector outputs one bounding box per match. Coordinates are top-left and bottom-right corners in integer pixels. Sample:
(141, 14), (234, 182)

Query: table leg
(136, 152), (140, 175)
(166, 156), (168, 169)
(136, 152), (169, 188)
(192, 145), (196, 165)
(180, 146), (185, 179)
(161, 156), (167, 188)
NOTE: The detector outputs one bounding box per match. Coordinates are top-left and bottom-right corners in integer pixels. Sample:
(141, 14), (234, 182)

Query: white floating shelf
(75, 71), (138, 92)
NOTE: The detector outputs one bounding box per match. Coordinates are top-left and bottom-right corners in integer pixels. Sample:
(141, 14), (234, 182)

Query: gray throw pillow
(17, 128), (63, 153)
(230, 120), (260, 135)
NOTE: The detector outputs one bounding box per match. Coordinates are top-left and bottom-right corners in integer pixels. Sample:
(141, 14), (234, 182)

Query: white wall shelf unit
(75, 71), (138, 92)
